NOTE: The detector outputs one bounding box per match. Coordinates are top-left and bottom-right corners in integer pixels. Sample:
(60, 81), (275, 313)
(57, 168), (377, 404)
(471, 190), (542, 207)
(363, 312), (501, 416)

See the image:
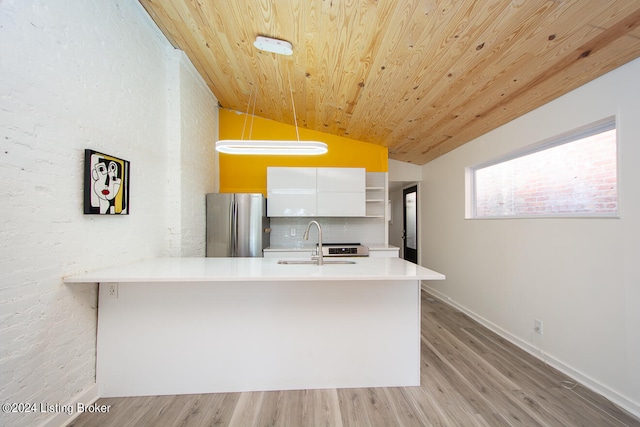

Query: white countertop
(364, 244), (400, 250)
(264, 244), (399, 252)
(263, 246), (315, 252)
(64, 257), (445, 283)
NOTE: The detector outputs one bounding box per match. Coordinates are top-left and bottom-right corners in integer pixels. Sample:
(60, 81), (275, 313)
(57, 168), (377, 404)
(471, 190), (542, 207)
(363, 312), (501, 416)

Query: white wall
(421, 58), (640, 416)
(0, 1), (218, 426)
(388, 159), (421, 182)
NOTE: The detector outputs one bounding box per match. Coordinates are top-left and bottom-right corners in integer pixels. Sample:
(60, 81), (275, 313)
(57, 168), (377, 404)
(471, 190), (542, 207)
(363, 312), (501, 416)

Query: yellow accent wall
(218, 108), (388, 194)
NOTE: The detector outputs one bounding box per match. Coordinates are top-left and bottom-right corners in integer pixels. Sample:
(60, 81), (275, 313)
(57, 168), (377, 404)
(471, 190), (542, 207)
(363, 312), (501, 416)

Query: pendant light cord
(244, 49), (303, 144)
(249, 85), (257, 140)
(240, 85), (252, 141)
(286, 60), (301, 142)
(240, 85), (257, 141)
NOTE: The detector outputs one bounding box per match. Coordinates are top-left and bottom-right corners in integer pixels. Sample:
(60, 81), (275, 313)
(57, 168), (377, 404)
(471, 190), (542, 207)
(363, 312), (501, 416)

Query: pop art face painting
(84, 149), (130, 215)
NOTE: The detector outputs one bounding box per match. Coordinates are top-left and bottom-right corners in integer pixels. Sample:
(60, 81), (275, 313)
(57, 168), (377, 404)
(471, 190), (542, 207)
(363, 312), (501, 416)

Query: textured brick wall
(475, 129), (617, 217)
(178, 52), (219, 257)
(0, 1), (217, 426)
(165, 50), (219, 257)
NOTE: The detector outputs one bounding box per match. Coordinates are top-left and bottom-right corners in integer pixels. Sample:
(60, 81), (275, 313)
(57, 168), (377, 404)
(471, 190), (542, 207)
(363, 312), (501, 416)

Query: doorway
(402, 185), (418, 263)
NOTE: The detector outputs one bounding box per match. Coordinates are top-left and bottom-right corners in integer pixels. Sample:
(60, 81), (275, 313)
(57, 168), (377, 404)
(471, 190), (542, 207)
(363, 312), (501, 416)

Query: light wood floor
(69, 291), (639, 427)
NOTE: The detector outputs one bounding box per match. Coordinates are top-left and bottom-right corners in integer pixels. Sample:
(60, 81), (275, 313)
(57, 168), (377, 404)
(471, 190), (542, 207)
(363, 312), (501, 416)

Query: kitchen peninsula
(65, 257), (445, 398)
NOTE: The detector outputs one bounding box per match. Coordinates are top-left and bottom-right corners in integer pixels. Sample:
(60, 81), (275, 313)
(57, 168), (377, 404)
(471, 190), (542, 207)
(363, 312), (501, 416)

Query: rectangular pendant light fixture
(216, 140), (327, 155)
(216, 36), (327, 155)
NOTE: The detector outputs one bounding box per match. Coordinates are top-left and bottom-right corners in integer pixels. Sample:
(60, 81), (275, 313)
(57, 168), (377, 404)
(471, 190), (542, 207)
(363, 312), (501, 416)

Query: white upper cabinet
(267, 167), (365, 217)
(316, 168), (365, 216)
(267, 167), (317, 217)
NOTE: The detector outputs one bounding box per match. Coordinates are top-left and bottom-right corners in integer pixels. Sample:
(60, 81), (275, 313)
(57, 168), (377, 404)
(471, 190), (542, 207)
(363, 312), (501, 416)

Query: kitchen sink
(277, 260), (356, 265)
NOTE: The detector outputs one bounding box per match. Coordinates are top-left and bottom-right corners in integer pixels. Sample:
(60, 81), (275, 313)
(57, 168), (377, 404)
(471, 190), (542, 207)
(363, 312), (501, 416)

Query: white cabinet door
(317, 192), (366, 216)
(267, 167), (317, 217)
(316, 168), (365, 216)
(317, 168), (365, 192)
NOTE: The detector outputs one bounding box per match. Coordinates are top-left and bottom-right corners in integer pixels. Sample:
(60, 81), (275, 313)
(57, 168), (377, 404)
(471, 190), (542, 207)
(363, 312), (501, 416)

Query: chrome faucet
(303, 220), (323, 265)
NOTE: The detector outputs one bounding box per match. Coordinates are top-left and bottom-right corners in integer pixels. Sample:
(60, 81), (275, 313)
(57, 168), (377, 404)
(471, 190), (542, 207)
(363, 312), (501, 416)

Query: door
(402, 186), (418, 264)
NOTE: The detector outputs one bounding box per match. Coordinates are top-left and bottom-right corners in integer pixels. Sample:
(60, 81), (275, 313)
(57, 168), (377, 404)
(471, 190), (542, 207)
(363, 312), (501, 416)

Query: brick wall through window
(473, 128), (617, 217)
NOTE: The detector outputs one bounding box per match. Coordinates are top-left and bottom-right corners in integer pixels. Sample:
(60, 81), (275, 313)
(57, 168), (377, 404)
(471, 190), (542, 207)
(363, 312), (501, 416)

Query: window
(469, 119), (618, 218)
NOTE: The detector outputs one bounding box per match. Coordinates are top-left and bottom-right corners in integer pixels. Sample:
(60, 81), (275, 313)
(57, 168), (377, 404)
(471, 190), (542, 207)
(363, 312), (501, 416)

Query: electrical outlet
(290, 228), (296, 237)
(108, 283), (118, 299)
(534, 319), (543, 335)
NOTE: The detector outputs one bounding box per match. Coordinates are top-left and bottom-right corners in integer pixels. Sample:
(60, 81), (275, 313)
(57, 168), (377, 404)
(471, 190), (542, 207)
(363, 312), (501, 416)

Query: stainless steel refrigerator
(206, 193), (270, 257)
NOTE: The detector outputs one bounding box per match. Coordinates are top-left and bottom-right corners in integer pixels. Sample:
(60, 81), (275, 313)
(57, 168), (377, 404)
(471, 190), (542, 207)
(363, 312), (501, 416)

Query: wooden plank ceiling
(139, 0), (640, 165)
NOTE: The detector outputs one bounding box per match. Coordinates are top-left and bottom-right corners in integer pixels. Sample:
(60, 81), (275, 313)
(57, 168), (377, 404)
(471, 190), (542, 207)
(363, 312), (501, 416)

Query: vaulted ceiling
(139, 0), (640, 164)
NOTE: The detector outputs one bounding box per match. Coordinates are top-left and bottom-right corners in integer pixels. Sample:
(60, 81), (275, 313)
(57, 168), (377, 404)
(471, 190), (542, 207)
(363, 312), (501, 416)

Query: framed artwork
(84, 149), (130, 215)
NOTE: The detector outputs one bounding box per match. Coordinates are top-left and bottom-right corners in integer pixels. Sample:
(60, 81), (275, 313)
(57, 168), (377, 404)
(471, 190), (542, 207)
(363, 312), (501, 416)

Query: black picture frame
(84, 149), (130, 215)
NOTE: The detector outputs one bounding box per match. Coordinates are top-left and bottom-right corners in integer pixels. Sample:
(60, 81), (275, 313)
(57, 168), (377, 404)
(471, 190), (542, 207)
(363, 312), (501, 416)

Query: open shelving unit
(365, 172), (388, 219)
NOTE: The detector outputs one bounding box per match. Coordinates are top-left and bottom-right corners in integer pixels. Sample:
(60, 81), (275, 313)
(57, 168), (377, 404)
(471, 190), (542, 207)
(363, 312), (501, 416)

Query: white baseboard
(422, 285), (640, 420)
(38, 383), (99, 427)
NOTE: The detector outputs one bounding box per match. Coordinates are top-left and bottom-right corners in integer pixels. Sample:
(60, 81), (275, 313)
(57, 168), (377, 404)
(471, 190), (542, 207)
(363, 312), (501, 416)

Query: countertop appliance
(320, 243), (369, 257)
(206, 193), (270, 257)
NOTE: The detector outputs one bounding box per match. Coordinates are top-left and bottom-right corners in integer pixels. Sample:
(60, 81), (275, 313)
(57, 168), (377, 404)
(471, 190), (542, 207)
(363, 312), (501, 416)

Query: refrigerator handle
(230, 197), (238, 256)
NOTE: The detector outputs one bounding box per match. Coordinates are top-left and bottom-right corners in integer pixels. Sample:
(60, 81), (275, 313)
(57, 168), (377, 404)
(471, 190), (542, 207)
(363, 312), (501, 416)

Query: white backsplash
(269, 217), (385, 248)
